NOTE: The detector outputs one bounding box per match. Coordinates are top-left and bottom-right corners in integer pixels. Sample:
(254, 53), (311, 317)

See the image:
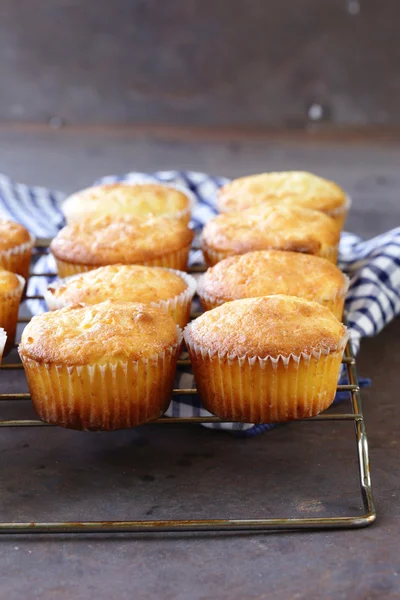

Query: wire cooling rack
(0, 240), (376, 534)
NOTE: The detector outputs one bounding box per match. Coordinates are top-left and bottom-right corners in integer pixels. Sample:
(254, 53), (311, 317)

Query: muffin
(201, 205), (340, 266)
(50, 215), (194, 277)
(0, 269), (25, 353)
(198, 250), (349, 319)
(0, 328), (6, 363)
(62, 183), (192, 225)
(184, 296), (347, 423)
(218, 171), (350, 230)
(0, 219), (35, 279)
(45, 264), (196, 329)
(19, 301), (182, 430)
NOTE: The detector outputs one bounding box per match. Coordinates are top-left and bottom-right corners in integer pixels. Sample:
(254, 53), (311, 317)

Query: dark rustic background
(0, 0), (399, 129)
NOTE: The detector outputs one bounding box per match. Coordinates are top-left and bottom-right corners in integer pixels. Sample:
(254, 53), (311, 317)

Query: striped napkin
(0, 171), (399, 436)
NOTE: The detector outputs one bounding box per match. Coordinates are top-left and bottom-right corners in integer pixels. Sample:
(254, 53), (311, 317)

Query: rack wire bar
(0, 240), (376, 534)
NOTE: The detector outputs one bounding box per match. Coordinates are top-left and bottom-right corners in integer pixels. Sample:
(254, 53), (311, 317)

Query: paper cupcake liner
(139, 245), (192, 271)
(45, 269), (197, 329)
(53, 258), (94, 278)
(202, 243), (339, 267)
(0, 233), (35, 279)
(320, 244), (339, 264)
(0, 328), (6, 363)
(53, 244), (192, 278)
(0, 274), (25, 353)
(201, 244), (230, 267)
(20, 327), (183, 431)
(150, 269), (196, 327)
(198, 273), (349, 320)
(325, 195), (352, 231)
(184, 327), (348, 423)
(320, 275), (350, 319)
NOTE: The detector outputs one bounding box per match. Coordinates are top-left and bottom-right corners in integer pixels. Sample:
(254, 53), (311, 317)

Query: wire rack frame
(0, 241), (376, 534)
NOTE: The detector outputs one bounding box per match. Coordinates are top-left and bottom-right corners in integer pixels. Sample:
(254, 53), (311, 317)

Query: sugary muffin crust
(62, 183), (191, 222)
(201, 205), (339, 256)
(185, 295), (346, 358)
(218, 171), (346, 213)
(47, 264), (189, 305)
(199, 250), (348, 303)
(19, 300), (180, 365)
(50, 215), (194, 265)
(0, 268), (24, 294)
(0, 219), (31, 252)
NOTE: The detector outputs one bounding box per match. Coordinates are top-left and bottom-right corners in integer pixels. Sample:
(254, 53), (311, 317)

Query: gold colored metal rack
(0, 241), (376, 534)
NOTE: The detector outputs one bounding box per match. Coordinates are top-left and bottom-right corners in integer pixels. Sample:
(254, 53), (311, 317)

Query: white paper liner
(201, 243), (228, 267)
(53, 244), (192, 278)
(20, 326), (183, 430)
(0, 233), (36, 278)
(62, 182), (194, 225)
(198, 272), (350, 319)
(184, 325), (348, 422)
(0, 328), (6, 363)
(320, 244), (339, 264)
(53, 258), (94, 278)
(325, 194), (352, 219)
(45, 268), (197, 328)
(202, 242), (339, 267)
(0, 274), (25, 351)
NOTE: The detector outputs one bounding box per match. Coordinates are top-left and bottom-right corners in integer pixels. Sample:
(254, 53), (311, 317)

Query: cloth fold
(0, 170), (398, 435)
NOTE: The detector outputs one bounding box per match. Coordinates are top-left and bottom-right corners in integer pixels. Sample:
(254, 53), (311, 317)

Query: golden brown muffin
(0, 219), (35, 279)
(19, 300), (182, 430)
(198, 250), (349, 319)
(0, 269), (25, 353)
(45, 264), (196, 328)
(62, 182), (192, 225)
(184, 295), (347, 423)
(218, 171), (349, 230)
(50, 214), (194, 277)
(201, 205), (340, 266)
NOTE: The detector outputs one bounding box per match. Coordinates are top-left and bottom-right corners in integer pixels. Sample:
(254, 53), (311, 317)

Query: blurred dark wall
(0, 0), (399, 128)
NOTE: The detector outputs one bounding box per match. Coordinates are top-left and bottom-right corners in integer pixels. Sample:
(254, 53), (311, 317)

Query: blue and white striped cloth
(0, 170), (399, 435)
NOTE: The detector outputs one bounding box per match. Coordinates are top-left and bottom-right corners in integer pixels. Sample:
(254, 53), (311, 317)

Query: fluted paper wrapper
(0, 234), (35, 279)
(20, 327), (183, 431)
(54, 244), (192, 278)
(45, 269), (196, 329)
(198, 273), (349, 320)
(320, 244), (339, 264)
(325, 195), (352, 231)
(0, 328), (6, 363)
(0, 274), (25, 353)
(184, 330), (348, 423)
(202, 243), (339, 267)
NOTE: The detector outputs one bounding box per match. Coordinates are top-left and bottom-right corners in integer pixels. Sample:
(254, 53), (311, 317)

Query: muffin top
(0, 219), (31, 252)
(199, 250), (348, 303)
(47, 264), (189, 306)
(185, 295), (346, 358)
(218, 171), (346, 213)
(50, 215), (194, 265)
(202, 205), (339, 255)
(19, 300), (180, 365)
(62, 183), (190, 222)
(0, 268), (24, 294)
